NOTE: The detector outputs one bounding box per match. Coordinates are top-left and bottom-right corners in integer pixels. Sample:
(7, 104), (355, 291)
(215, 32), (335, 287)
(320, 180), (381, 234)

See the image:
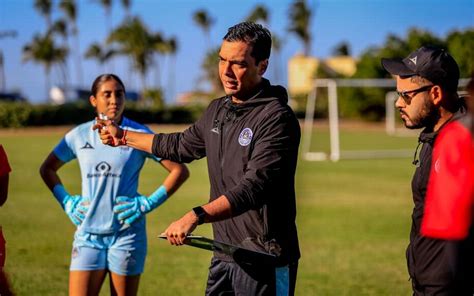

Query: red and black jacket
(407, 108), (474, 292)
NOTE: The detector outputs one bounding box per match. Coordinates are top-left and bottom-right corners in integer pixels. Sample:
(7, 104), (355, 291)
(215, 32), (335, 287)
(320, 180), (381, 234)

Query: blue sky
(1, 0), (473, 104)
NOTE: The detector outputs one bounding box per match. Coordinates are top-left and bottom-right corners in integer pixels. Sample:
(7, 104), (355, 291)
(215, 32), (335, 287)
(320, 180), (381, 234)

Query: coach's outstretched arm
(93, 118), (154, 153)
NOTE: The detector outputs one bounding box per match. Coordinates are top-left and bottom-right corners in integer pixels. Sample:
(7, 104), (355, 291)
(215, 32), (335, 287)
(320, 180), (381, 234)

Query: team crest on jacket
(238, 128), (253, 146)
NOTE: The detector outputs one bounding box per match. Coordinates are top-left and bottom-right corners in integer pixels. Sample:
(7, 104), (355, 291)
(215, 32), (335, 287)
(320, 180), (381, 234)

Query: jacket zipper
(219, 120), (225, 173)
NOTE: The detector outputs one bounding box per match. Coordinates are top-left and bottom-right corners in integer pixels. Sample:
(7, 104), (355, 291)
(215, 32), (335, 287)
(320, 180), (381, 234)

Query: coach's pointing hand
(92, 117), (125, 147)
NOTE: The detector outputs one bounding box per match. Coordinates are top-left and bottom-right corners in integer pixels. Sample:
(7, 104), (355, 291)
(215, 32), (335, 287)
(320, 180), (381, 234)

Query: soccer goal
(302, 78), (471, 162)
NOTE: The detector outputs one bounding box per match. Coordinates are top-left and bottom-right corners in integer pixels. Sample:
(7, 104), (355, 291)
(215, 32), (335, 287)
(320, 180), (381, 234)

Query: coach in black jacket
(382, 46), (473, 295)
(97, 22), (300, 295)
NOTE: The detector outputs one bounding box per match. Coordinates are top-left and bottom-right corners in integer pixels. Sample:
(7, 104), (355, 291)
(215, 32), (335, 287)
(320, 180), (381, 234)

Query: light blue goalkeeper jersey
(53, 117), (161, 234)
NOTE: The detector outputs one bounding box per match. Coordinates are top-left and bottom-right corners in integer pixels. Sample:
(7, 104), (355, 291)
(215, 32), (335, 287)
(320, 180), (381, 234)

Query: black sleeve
(151, 104), (213, 163)
(224, 109), (300, 215)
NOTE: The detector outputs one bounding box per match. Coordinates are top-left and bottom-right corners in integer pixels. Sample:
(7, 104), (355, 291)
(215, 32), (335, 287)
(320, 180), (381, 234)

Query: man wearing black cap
(382, 46), (473, 295)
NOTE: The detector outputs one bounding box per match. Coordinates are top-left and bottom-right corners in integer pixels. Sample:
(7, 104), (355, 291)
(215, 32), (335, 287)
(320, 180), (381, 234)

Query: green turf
(0, 125), (419, 295)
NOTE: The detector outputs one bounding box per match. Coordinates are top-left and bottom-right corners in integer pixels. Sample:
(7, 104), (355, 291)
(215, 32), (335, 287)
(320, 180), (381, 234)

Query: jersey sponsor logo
(96, 161), (111, 172)
(87, 161), (121, 178)
(80, 142), (94, 149)
(238, 128), (253, 146)
(120, 146), (131, 152)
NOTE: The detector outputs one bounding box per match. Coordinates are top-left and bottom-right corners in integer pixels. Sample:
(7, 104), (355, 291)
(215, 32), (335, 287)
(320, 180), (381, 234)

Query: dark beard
(409, 98), (440, 130)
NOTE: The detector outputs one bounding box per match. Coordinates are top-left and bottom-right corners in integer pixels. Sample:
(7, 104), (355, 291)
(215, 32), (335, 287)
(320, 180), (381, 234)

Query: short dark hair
(223, 22), (272, 64)
(91, 74), (125, 96)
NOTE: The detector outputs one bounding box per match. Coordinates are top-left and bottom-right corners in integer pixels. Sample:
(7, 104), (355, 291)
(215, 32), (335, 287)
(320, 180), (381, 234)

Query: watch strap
(192, 206), (206, 225)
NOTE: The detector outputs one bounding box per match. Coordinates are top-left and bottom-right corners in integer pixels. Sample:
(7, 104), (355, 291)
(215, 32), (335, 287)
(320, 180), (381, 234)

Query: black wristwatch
(192, 206), (206, 225)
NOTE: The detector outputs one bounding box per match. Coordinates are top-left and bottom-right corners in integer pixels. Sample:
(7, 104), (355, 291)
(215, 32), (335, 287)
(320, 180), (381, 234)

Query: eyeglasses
(396, 85), (434, 104)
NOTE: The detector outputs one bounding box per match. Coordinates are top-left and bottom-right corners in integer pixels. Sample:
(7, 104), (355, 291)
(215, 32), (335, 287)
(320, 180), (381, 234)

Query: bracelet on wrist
(118, 129), (127, 146)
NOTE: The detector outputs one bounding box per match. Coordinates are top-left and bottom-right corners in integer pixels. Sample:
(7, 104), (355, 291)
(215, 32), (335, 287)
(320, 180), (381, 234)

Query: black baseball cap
(381, 45), (460, 92)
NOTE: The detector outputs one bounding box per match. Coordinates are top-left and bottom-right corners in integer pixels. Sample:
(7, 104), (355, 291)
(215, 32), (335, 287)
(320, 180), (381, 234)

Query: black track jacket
(152, 79), (301, 266)
(407, 106), (474, 293)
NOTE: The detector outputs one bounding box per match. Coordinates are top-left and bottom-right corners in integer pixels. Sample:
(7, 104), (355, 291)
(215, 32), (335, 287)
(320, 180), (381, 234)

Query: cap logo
(409, 56), (417, 65)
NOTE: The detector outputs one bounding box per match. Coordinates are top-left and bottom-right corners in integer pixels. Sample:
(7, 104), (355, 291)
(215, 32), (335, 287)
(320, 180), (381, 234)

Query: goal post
(302, 78), (471, 162)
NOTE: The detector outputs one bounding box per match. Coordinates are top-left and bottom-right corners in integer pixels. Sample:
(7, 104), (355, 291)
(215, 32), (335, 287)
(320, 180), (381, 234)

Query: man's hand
(92, 116), (124, 146)
(162, 211), (199, 245)
(63, 195), (90, 226)
(113, 186), (168, 225)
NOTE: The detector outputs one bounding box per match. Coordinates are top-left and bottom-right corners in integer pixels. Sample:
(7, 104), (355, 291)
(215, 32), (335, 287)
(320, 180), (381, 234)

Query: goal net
(302, 78), (470, 162)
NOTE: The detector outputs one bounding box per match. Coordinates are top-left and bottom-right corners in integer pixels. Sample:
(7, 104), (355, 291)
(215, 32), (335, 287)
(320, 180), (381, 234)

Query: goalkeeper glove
(53, 184), (89, 226)
(114, 185), (168, 225)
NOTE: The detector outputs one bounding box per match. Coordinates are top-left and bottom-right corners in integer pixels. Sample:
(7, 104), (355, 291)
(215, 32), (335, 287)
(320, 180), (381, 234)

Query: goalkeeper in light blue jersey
(39, 74), (189, 296)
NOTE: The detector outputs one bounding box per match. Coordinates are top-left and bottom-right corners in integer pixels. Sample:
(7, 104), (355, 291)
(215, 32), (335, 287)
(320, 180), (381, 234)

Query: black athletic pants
(205, 257), (298, 296)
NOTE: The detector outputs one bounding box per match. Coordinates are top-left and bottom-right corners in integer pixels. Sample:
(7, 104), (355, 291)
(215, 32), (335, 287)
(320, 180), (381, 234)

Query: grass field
(1, 123), (418, 295)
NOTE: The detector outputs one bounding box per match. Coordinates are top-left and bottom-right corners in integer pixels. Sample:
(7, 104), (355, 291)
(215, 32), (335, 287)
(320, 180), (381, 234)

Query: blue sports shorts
(70, 224), (147, 276)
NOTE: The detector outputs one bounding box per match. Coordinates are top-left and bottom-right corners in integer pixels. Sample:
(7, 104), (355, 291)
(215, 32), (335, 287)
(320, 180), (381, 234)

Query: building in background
(288, 54), (357, 97)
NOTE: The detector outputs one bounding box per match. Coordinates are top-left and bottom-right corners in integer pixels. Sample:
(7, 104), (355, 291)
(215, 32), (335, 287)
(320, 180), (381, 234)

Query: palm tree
(288, 0), (313, 56)
(95, 0), (113, 32)
(150, 32), (170, 90)
(120, 0), (132, 20)
(50, 19), (69, 88)
(0, 30), (18, 91)
(162, 37), (178, 102)
(118, 0), (133, 87)
(245, 5), (269, 24)
(23, 32), (68, 101)
(84, 42), (114, 73)
(108, 17), (155, 91)
(94, 0), (113, 70)
(272, 34), (283, 83)
(59, 0), (83, 86)
(34, 0), (52, 29)
(192, 9), (214, 49)
(50, 19), (68, 39)
(332, 42), (351, 56)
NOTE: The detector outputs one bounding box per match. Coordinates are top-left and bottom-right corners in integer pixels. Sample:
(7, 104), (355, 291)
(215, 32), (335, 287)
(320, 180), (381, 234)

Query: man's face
(218, 40), (268, 102)
(394, 76), (438, 129)
(89, 79), (125, 121)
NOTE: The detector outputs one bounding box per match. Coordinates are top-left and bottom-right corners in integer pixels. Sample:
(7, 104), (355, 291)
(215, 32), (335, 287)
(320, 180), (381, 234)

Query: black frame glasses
(396, 85), (434, 104)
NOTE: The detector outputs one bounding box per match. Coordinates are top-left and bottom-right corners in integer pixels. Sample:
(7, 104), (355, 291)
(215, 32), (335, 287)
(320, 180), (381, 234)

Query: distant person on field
(382, 46), (473, 295)
(40, 74), (189, 296)
(0, 144), (14, 295)
(95, 22), (301, 295)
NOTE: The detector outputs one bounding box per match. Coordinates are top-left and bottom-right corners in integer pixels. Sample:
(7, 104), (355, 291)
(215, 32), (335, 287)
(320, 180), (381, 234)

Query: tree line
(338, 28), (473, 121)
(5, 0), (473, 123)
(20, 0), (314, 104)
